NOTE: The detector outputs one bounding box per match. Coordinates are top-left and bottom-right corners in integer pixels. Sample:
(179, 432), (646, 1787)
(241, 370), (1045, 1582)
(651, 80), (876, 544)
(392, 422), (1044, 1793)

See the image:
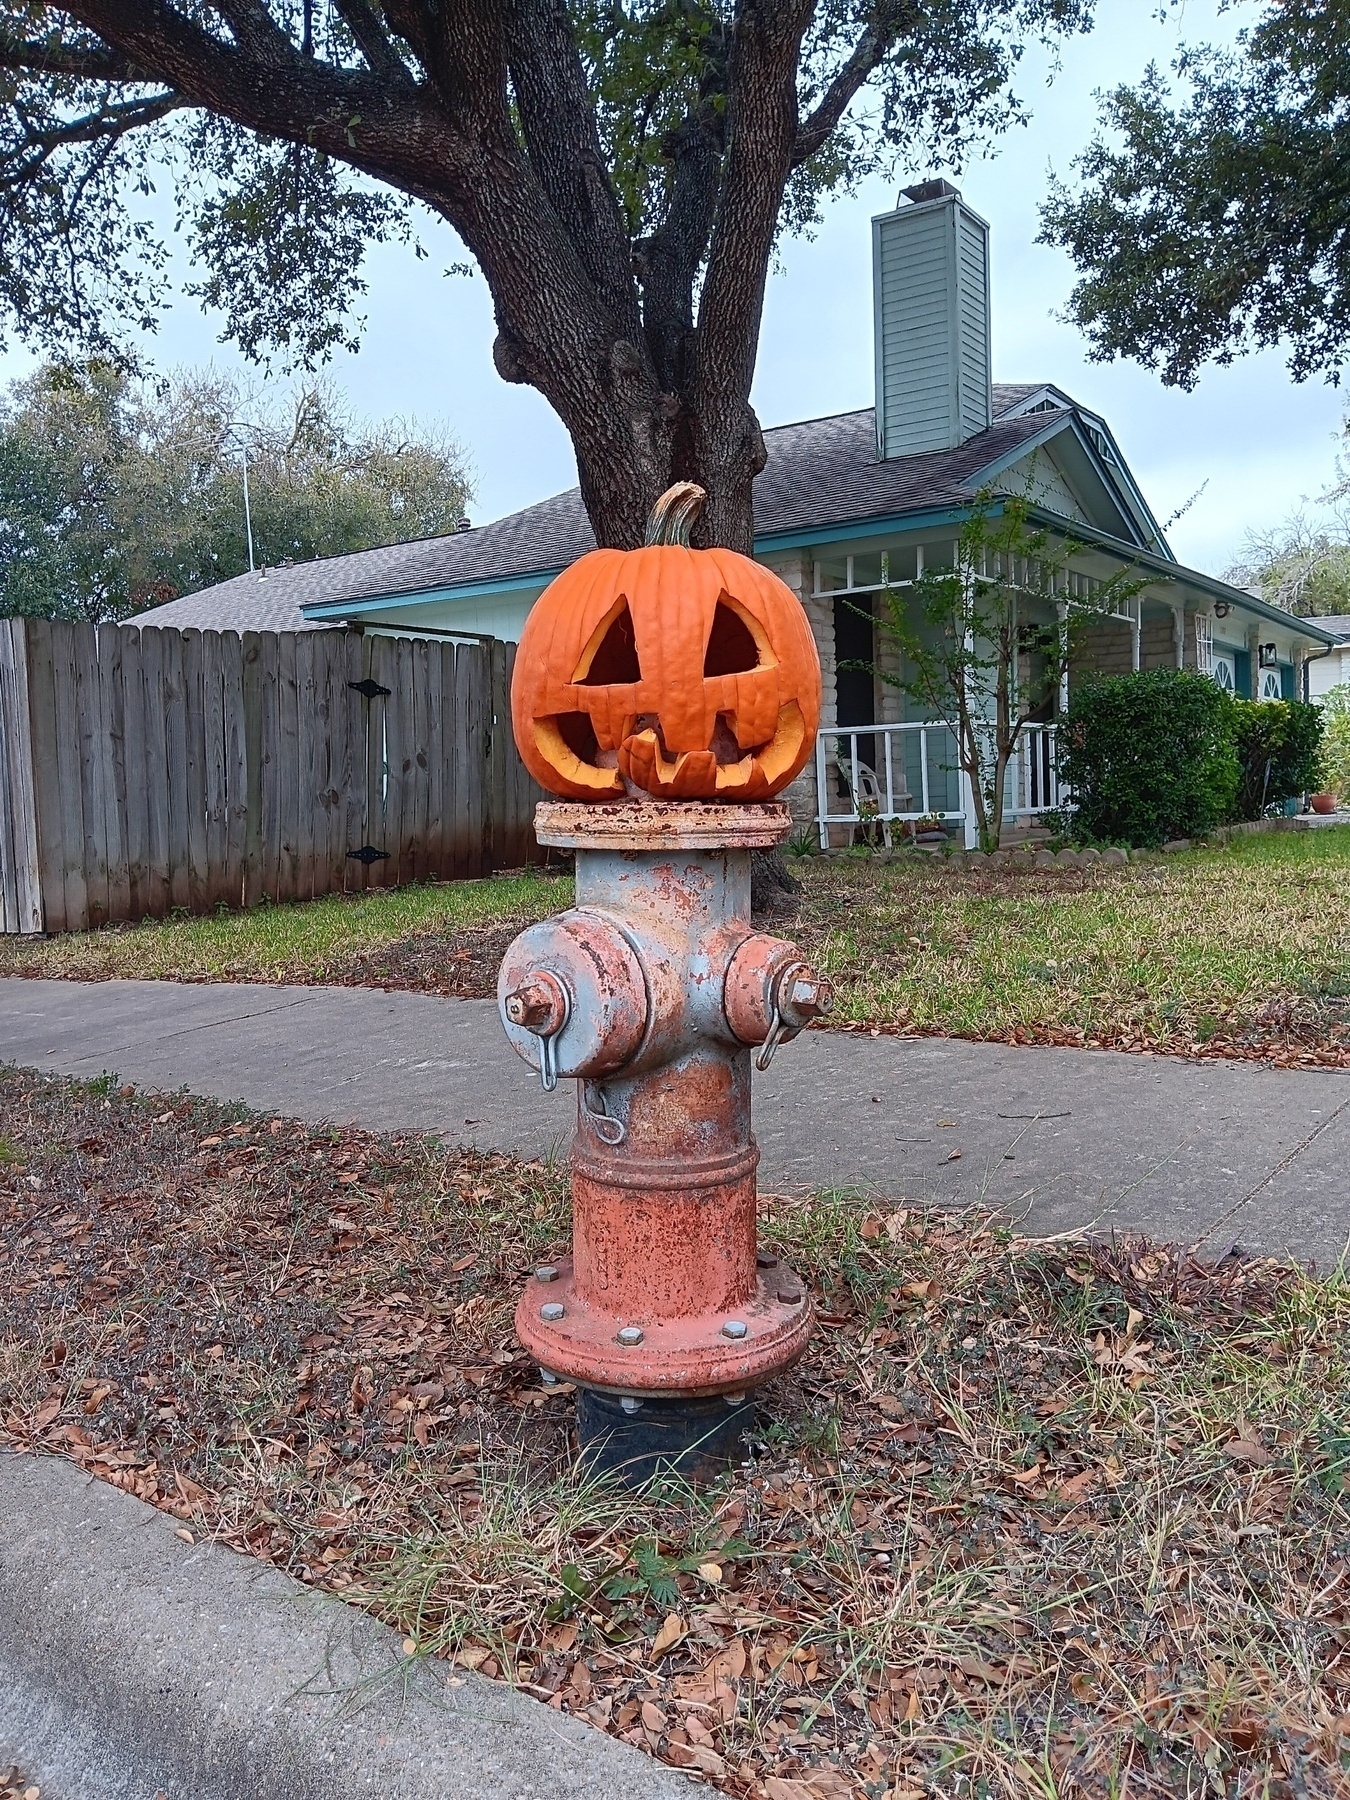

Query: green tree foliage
(1319, 684), (1350, 800)
(1231, 698), (1324, 820)
(0, 2), (1095, 550)
(863, 492), (1142, 850)
(1060, 671), (1240, 846)
(1040, 2), (1350, 387)
(0, 362), (471, 623)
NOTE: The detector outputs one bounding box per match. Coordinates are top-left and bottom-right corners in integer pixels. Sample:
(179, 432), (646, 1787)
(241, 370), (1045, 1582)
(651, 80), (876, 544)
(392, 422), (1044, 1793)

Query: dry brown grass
(2, 1067), (1348, 1797)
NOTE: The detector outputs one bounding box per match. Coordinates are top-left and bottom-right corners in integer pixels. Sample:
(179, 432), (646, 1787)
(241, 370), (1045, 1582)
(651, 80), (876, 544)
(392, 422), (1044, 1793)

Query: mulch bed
(3, 1067), (1349, 1798)
(329, 918), (529, 998)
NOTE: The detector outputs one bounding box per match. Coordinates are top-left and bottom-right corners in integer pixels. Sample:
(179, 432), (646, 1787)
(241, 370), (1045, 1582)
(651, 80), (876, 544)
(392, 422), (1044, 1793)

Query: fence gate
(0, 617), (543, 934)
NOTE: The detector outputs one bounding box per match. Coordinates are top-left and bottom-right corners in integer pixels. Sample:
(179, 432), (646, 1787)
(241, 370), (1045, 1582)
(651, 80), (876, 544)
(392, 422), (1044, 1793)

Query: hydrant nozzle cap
(504, 972), (569, 1036)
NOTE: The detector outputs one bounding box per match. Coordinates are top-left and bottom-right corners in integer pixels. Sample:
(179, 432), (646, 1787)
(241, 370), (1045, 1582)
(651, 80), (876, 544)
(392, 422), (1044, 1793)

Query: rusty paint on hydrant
(496, 798), (830, 1467)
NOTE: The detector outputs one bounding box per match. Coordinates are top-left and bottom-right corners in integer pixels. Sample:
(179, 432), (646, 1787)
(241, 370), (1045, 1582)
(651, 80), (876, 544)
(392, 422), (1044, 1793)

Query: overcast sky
(2, 0), (1339, 575)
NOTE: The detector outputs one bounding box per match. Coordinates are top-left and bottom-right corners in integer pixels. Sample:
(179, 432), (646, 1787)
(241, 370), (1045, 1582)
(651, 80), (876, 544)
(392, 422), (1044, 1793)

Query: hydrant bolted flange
(498, 798), (827, 1482)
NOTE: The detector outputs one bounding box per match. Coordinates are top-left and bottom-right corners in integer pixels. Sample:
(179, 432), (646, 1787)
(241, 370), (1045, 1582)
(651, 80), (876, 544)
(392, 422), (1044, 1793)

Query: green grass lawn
(0, 868), (570, 985)
(793, 827), (1350, 1060)
(4, 827), (1348, 1062)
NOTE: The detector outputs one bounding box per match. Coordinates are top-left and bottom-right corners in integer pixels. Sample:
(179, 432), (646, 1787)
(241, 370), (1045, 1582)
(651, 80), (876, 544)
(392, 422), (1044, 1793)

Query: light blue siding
(873, 192), (992, 459)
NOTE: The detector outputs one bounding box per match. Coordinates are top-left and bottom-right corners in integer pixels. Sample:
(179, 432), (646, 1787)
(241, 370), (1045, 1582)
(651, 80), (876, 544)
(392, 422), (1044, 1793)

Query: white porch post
(1131, 599), (1141, 673)
(961, 765), (978, 849)
(1172, 604), (1186, 669)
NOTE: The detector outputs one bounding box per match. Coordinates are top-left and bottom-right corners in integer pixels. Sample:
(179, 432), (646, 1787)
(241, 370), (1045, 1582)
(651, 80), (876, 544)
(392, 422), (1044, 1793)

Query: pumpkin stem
(645, 481), (706, 547)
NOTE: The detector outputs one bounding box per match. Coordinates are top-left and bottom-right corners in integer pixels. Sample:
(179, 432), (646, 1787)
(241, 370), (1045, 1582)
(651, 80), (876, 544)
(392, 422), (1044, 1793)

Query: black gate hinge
(347, 845), (390, 865)
(348, 678), (391, 699)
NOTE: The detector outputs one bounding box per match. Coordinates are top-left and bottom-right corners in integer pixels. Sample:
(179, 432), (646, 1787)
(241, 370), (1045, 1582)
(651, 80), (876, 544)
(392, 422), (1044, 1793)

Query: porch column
(960, 768), (978, 850)
(1131, 599), (1141, 672)
(1172, 604), (1186, 669)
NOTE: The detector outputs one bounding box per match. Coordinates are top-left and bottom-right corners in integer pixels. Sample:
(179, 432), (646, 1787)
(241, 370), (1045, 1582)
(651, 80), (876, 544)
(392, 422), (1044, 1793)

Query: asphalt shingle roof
(133, 394), (1061, 635)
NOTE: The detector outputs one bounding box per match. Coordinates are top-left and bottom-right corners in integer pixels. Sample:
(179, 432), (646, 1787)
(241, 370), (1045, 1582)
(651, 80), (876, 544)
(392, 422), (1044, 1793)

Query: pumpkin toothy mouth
(617, 702), (807, 799)
(532, 701), (808, 800)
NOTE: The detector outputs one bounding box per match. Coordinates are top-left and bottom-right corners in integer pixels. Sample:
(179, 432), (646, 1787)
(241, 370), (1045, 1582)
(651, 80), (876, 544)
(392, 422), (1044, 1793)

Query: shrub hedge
(1060, 672), (1238, 845)
(1059, 671), (1327, 845)
(1320, 685), (1350, 800)
(1232, 697), (1324, 819)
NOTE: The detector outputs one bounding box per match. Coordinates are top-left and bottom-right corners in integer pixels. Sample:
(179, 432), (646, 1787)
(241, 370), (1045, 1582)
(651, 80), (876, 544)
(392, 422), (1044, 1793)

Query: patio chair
(834, 749), (901, 849)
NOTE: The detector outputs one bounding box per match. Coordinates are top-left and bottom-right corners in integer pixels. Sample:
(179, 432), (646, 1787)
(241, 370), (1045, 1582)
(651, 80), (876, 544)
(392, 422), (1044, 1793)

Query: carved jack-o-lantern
(511, 483), (821, 801)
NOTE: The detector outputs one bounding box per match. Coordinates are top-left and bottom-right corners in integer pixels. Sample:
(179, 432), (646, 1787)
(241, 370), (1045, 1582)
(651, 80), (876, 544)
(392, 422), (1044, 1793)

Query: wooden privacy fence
(0, 616), (543, 935)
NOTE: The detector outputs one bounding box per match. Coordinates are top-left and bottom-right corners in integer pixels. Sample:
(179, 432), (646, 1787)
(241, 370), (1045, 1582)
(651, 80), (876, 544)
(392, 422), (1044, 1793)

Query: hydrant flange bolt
(778, 1288), (803, 1305)
(540, 1369), (559, 1386)
(620, 1397), (644, 1415)
(541, 1302), (565, 1322)
(721, 1320), (748, 1340)
(617, 1326), (644, 1347)
(756, 1251), (779, 1268)
(536, 1264), (560, 1283)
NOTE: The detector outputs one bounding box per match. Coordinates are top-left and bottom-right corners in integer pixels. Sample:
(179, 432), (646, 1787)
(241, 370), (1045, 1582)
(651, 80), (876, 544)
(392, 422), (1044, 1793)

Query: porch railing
(814, 721), (1069, 847)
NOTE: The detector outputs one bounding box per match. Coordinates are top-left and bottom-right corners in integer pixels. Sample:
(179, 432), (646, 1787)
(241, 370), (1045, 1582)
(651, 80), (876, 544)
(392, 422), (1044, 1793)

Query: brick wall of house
(1139, 611), (1179, 671)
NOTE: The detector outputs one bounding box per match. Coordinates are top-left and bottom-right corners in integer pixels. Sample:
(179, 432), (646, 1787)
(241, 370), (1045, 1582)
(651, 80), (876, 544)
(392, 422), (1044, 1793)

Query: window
(1195, 616), (1214, 677)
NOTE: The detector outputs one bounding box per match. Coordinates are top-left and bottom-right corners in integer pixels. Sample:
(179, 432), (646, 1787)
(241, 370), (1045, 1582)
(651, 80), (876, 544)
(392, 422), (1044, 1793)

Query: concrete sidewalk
(4, 976), (1349, 1267)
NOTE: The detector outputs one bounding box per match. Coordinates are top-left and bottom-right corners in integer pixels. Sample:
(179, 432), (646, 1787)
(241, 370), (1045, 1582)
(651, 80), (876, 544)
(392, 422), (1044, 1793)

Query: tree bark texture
(29, 0), (898, 553)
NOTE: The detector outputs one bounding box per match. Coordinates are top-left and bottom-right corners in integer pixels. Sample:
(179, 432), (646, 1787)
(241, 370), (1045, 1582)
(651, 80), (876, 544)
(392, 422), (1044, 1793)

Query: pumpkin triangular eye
(704, 597), (771, 676)
(574, 599), (642, 685)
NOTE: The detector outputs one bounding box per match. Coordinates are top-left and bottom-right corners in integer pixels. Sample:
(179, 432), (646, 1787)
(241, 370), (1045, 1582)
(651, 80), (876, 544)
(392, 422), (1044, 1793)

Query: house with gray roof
(1305, 617), (1350, 701)
(139, 183), (1339, 846)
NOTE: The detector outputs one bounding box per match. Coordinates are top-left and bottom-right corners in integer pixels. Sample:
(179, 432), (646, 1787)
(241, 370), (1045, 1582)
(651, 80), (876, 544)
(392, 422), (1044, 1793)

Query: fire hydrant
(497, 797), (831, 1479)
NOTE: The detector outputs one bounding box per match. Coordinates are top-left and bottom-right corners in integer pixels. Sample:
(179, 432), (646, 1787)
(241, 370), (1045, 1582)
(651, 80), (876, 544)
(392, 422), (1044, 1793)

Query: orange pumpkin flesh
(511, 484), (821, 802)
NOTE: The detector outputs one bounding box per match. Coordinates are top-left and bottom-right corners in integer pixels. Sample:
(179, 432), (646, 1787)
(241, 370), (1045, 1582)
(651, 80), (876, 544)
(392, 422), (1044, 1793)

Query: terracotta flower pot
(1311, 792), (1338, 815)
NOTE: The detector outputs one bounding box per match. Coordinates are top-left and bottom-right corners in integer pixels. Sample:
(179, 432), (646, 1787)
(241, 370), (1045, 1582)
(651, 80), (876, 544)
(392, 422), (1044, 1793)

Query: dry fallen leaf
(667, 1742), (727, 1778)
(640, 1699), (667, 1743)
(31, 1395), (61, 1431)
(1225, 1435), (1271, 1466)
(696, 1561), (723, 1584)
(650, 1612), (686, 1659)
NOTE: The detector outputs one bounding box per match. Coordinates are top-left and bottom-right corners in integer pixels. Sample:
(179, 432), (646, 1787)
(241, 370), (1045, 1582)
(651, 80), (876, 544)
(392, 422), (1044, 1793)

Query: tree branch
(0, 36), (147, 82)
(689, 0), (814, 545)
(792, 0), (920, 166)
(329, 0), (415, 86)
(4, 92), (180, 177)
(207, 0), (295, 65)
(636, 21), (729, 397)
(502, 0), (644, 344)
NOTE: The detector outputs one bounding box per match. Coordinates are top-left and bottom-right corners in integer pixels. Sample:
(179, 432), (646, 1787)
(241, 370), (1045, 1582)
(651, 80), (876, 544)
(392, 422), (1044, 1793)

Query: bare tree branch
(690, 0), (815, 545)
